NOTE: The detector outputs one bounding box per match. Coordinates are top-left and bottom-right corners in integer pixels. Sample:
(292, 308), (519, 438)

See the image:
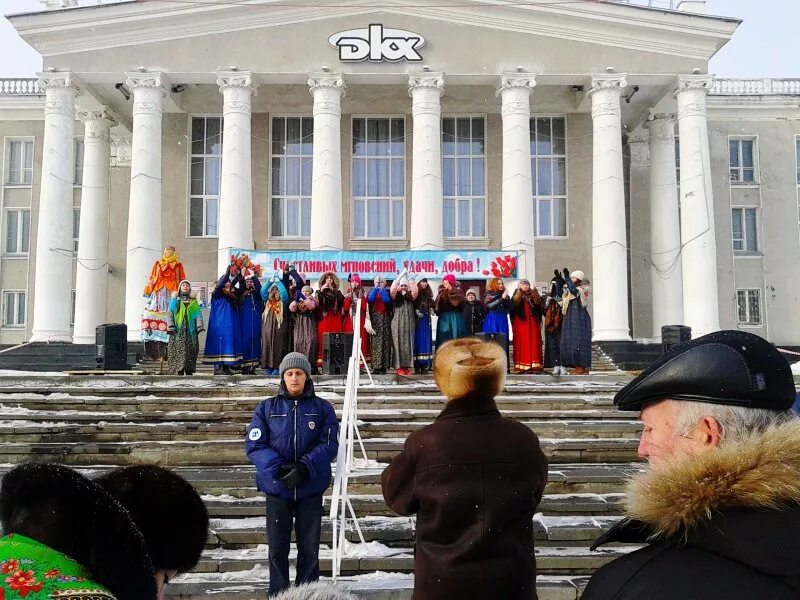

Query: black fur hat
(0, 462), (157, 600)
(95, 465), (209, 573)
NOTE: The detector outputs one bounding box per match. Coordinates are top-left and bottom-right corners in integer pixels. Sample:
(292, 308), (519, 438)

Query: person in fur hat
(433, 274), (466, 350)
(0, 462), (158, 600)
(315, 272), (345, 371)
(94, 465), (209, 599)
(166, 280), (204, 375)
(381, 338), (548, 600)
(583, 330), (800, 600)
(271, 582), (357, 600)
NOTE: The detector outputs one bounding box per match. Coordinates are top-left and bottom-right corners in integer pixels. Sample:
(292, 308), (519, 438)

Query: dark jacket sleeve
(245, 401), (284, 480)
(299, 399), (339, 481)
(381, 436), (419, 516)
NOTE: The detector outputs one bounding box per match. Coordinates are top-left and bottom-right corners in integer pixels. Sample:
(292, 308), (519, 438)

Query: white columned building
(308, 73), (345, 250)
(498, 73), (537, 280)
(409, 72), (444, 249)
(590, 73), (630, 341)
(30, 72), (77, 342)
(676, 74), (720, 337)
(647, 113), (684, 339)
(216, 70), (257, 273)
(124, 72), (165, 341)
(72, 109), (114, 344)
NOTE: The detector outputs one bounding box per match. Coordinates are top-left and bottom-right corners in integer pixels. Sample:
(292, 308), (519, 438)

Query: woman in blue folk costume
(413, 278), (434, 374)
(237, 271), (264, 375)
(204, 266), (244, 375)
(482, 277), (512, 360)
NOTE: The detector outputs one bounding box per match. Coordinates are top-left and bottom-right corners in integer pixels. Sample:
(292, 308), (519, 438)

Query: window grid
(2, 291), (26, 328)
(188, 117), (222, 238)
(736, 289), (761, 325)
(443, 116), (486, 239)
(5, 209), (30, 255)
(270, 116), (313, 238)
(530, 117), (567, 238)
(352, 117), (406, 239)
(6, 140), (34, 186)
(729, 138), (756, 184)
(73, 208), (81, 253)
(74, 139), (84, 186)
(71, 289), (76, 327)
(731, 207), (758, 254)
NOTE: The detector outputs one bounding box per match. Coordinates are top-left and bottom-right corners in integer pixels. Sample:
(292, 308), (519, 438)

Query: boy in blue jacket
(246, 352), (339, 596)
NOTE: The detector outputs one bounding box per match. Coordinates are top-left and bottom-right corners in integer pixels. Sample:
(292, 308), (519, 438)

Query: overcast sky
(1, 0), (797, 78)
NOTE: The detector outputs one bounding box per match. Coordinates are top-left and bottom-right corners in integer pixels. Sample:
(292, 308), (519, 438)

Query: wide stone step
(0, 436), (640, 465)
(166, 573), (592, 600)
(193, 543), (638, 577)
(0, 419), (642, 443)
(203, 491), (628, 518)
(206, 515), (622, 548)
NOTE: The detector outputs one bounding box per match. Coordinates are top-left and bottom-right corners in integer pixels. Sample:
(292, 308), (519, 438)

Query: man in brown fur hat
(381, 338), (548, 600)
(583, 330), (800, 600)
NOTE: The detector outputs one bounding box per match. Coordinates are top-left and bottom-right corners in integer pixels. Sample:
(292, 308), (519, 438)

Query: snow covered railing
(330, 297), (371, 579)
(0, 79), (42, 96)
(710, 78), (800, 96)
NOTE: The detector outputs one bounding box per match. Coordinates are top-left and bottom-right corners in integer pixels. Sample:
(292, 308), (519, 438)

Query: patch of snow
(341, 540), (410, 558)
(791, 361), (800, 374)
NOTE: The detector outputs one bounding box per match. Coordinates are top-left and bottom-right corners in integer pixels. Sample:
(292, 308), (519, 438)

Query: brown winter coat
(381, 339), (548, 600)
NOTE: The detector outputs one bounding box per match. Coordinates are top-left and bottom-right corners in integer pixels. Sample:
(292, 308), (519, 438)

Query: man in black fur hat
(0, 462), (158, 600)
(95, 465), (209, 599)
(583, 330), (800, 600)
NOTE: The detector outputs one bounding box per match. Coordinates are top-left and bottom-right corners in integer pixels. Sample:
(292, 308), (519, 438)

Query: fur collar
(625, 420), (800, 537)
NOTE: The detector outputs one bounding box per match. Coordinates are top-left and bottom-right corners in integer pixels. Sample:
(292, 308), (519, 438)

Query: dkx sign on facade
(329, 25), (426, 62)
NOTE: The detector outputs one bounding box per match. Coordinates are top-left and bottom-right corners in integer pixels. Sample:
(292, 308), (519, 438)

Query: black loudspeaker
(475, 332), (508, 350)
(323, 332), (354, 375)
(661, 325), (692, 354)
(96, 323), (128, 370)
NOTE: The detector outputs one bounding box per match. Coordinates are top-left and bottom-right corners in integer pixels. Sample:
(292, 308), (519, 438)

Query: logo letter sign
(329, 25), (425, 63)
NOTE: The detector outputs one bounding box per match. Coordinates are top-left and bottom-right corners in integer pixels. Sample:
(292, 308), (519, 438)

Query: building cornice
(9, 0), (738, 61)
(707, 96), (800, 121)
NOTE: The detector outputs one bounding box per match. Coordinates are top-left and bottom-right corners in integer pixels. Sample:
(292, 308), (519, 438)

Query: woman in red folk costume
(314, 271), (345, 370)
(511, 279), (544, 374)
(343, 274), (371, 366)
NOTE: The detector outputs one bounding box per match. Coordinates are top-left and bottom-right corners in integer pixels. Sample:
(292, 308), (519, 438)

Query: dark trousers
(265, 493), (323, 596)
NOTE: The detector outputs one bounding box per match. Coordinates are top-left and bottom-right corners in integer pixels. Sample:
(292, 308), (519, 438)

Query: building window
(74, 139), (84, 186)
(271, 116), (313, 238)
(5, 209), (30, 255)
(70, 289), (76, 327)
(2, 291), (26, 328)
(352, 117), (405, 239)
(731, 207), (758, 253)
(73, 208), (80, 252)
(737, 289), (761, 325)
(6, 140), (34, 186)
(442, 117), (485, 238)
(796, 137), (800, 185)
(188, 116), (222, 237)
(729, 138), (756, 184)
(530, 117), (567, 237)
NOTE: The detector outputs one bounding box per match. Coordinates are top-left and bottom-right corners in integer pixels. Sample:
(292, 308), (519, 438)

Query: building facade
(1, 0), (799, 345)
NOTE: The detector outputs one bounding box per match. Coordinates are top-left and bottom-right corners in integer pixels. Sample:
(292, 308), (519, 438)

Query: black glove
(279, 462), (310, 489)
(563, 268), (570, 280)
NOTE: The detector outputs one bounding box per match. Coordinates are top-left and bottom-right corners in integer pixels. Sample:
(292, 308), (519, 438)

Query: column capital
(37, 71), (79, 91)
(78, 108), (115, 125)
(676, 74), (713, 93)
(408, 72), (444, 95)
(647, 112), (677, 142)
(38, 72), (79, 119)
(216, 70), (258, 94)
(125, 71), (165, 91)
(409, 72), (443, 117)
(590, 73), (628, 93)
(627, 132), (650, 168)
(308, 73), (346, 96)
(110, 135), (132, 168)
(78, 109), (115, 144)
(496, 72), (537, 96)
(125, 72), (165, 117)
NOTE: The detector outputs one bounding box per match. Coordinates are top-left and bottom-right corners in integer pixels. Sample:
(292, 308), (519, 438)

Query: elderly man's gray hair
(673, 400), (794, 444)
(270, 582), (359, 600)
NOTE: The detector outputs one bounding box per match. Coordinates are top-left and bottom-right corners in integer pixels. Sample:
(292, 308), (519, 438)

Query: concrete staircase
(0, 372), (642, 599)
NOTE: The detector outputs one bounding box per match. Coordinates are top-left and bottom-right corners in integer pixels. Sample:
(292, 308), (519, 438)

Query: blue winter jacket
(246, 380), (339, 501)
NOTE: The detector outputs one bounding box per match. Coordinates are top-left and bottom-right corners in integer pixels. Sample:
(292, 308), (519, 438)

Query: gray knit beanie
(279, 352), (312, 379)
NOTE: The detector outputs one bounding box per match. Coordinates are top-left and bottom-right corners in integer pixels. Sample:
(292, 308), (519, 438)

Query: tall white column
(31, 72), (78, 342)
(590, 74), (630, 341)
(676, 75), (719, 337)
(627, 133), (652, 338)
(497, 73), (537, 280)
(647, 113), (684, 340)
(308, 73), (345, 250)
(73, 110), (114, 344)
(216, 71), (257, 273)
(409, 72), (444, 249)
(124, 72), (164, 341)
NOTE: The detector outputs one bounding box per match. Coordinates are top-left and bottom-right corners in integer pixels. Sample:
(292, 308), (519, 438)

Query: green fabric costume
(0, 534), (116, 599)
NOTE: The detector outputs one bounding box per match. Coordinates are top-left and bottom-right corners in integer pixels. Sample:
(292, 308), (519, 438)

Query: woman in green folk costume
(166, 280), (204, 375)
